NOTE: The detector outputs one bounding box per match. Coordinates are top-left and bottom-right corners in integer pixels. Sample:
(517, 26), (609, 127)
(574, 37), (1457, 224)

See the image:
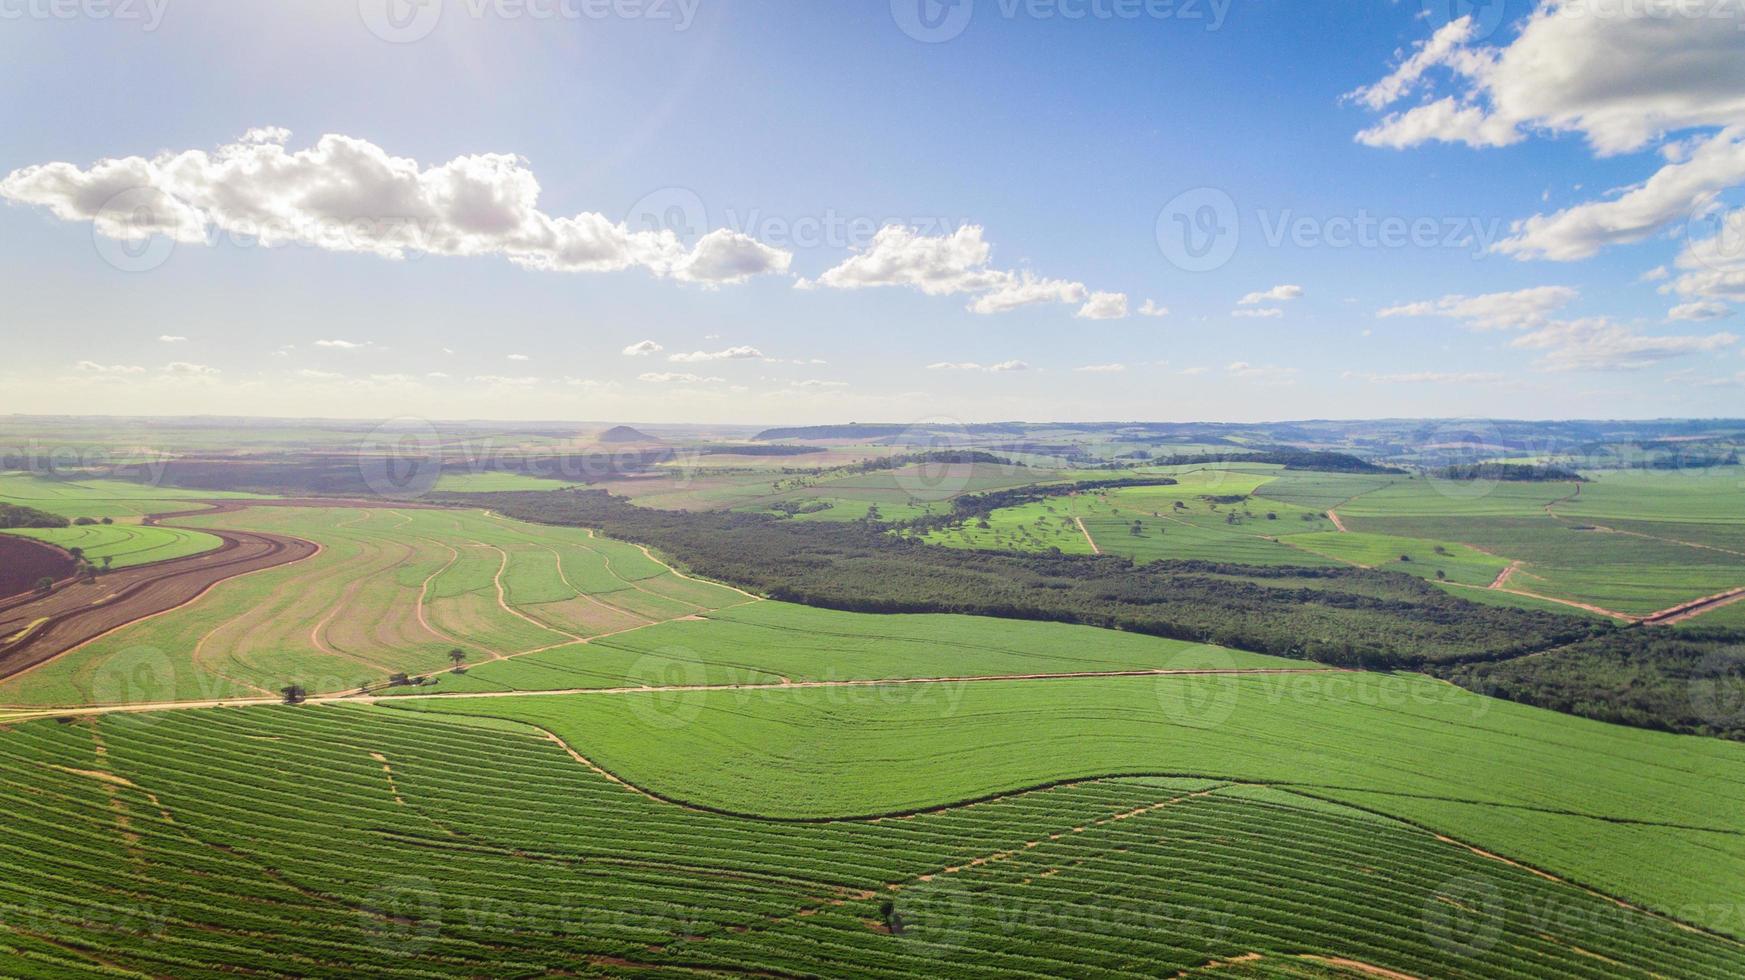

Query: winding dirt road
(0, 502), (330, 683)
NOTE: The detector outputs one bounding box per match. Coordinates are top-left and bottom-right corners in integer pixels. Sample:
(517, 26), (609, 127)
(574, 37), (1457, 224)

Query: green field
(0, 521), (221, 569)
(404, 669), (1745, 927)
(0, 505), (752, 710)
(386, 600), (1313, 696)
(1, 704), (1739, 977)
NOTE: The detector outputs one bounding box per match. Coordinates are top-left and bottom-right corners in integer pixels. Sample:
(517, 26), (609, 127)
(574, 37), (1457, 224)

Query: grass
(0, 505), (752, 709)
(0, 471), (265, 521)
(390, 600), (1316, 696)
(431, 471), (578, 493)
(0, 704), (1737, 976)
(1282, 531), (1509, 586)
(403, 670), (1745, 926)
(0, 522), (221, 569)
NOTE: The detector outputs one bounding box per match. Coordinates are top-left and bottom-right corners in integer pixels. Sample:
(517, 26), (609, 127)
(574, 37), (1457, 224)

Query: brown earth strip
(1643, 587), (1745, 626)
(1074, 516), (1102, 554)
(0, 502), (319, 684)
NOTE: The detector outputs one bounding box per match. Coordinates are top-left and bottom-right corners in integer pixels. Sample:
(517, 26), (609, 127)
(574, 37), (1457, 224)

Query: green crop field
(0, 505), (752, 710)
(403, 669), (1745, 927)
(1, 703), (1739, 978)
(383, 599), (1314, 696)
(0, 521), (221, 569)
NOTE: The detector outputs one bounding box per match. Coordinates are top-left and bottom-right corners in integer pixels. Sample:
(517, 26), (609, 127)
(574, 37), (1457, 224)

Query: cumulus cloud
(162, 361), (219, 376)
(1350, 4), (1745, 155)
(506, 353), (529, 361)
(1238, 284), (1304, 305)
(926, 360), (1031, 373)
(1377, 286), (1579, 330)
(158, 334), (187, 343)
(1075, 292), (1129, 320)
(810, 224), (1120, 317)
(75, 361), (145, 375)
(1137, 299), (1169, 317)
(1495, 129), (1745, 260)
(0, 130), (792, 285)
(315, 339), (368, 349)
(469, 375), (540, 386)
(1075, 363), (1126, 373)
(622, 340), (663, 356)
(1348, 5), (1745, 264)
(1666, 214), (1745, 302)
(1344, 370), (1507, 384)
(1667, 301), (1735, 321)
(667, 346), (764, 363)
(1225, 361), (1298, 383)
(1511, 317), (1736, 371)
(639, 371), (723, 383)
(1231, 308), (1284, 319)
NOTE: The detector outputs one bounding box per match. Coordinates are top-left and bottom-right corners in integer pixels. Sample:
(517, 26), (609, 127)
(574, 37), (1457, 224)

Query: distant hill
(598, 425), (662, 444)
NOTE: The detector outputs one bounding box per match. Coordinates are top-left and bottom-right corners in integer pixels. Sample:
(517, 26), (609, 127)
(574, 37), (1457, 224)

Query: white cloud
(811, 224), (1115, 317)
(1349, 3), (1745, 156)
(1667, 301), (1735, 322)
(469, 374), (541, 386)
(1238, 284), (1304, 305)
(1345, 370), (1508, 384)
(74, 361), (144, 375)
(1667, 216), (1745, 302)
(667, 345), (764, 363)
(790, 379), (848, 388)
(639, 371), (724, 383)
(622, 340), (663, 357)
(506, 353), (529, 361)
(1137, 299), (1169, 317)
(970, 273), (1088, 315)
(315, 339), (368, 349)
(1225, 361), (1298, 383)
(1511, 317), (1736, 371)
(1178, 366), (1209, 376)
(426, 371), (450, 380)
(158, 334), (187, 343)
(1377, 286), (1579, 330)
(0, 130), (792, 285)
(1231, 308), (1284, 319)
(926, 360), (1031, 373)
(1075, 292), (1129, 320)
(1496, 129), (1745, 260)
(1075, 363), (1126, 373)
(161, 361), (219, 377)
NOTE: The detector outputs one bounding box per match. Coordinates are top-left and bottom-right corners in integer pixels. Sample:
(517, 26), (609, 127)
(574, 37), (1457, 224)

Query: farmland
(0, 419), (1741, 976)
(1, 703), (1740, 977)
(0, 504), (751, 710)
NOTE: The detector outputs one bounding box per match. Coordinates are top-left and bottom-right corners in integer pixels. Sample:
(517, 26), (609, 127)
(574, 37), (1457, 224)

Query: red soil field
(0, 535), (77, 600)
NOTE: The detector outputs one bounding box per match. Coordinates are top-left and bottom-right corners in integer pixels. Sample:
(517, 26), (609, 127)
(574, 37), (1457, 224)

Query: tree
(101, 556), (112, 571)
(72, 516), (97, 526)
(35, 576), (54, 595)
(100, 516), (113, 525)
(280, 685), (306, 704)
(449, 648), (467, 672)
(67, 547), (84, 560)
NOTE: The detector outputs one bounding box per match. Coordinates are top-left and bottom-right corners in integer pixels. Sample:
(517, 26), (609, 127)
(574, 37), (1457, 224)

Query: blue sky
(3, 0), (1743, 423)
